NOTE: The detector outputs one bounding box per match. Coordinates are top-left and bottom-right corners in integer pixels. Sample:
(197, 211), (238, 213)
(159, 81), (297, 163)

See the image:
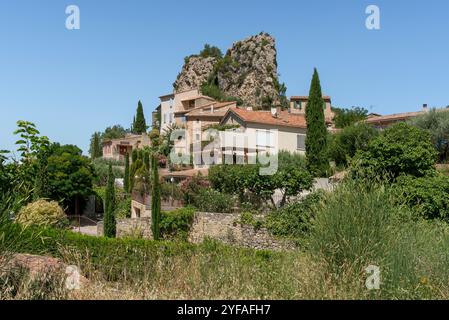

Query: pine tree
(151, 154), (161, 240)
(124, 153), (130, 193)
(305, 68), (330, 176)
(104, 163), (116, 237)
(133, 101), (148, 134)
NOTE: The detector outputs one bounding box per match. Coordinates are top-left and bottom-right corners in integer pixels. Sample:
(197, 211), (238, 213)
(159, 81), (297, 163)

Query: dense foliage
(408, 109), (449, 162)
(192, 189), (235, 213)
(46, 143), (96, 215)
(266, 191), (325, 239)
(305, 69), (330, 176)
(393, 174), (449, 221)
(209, 152), (312, 208)
(160, 207), (195, 241)
(328, 123), (379, 167)
(92, 158), (124, 186)
(332, 106), (368, 128)
(352, 123), (437, 179)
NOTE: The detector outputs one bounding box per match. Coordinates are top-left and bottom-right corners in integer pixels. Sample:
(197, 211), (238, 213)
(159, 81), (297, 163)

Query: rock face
(173, 32), (282, 108)
(173, 56), (217, 93)
(218, 33), (280, 107)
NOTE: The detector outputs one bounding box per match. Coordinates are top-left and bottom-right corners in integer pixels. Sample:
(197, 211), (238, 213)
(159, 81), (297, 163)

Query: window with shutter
(297, 134), (306, 151)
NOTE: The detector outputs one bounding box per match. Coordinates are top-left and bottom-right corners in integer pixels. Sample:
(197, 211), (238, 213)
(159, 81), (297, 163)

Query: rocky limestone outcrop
(173, 56), (217, 93)
(173, 32), (283, 108)
(218, 33), (280, 107)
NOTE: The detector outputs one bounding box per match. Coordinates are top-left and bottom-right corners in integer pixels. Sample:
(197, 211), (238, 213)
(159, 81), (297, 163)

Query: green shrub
(160, 181), (183, 202)
(15, 200), (68, 228)
(328, 123), (378, 167)
(160, 207), (195, 241)
(266, 191), (325, 239)
(115, 194), (131, 219)
(408, 108), (449, 162)
(352, 123), (438, 179)
(209, 153), (313, 209)
(393, 174), (449, 221)
(193, 189), (235, 213)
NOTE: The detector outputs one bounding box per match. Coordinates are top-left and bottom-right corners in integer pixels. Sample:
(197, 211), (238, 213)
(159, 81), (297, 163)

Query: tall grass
(308, 178), (449, 299)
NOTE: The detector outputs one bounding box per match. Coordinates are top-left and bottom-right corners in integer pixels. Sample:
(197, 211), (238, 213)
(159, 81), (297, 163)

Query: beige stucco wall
(131, 199), (151, 218)
(102, 134), (151, 162)
(290, 100), (333, 121)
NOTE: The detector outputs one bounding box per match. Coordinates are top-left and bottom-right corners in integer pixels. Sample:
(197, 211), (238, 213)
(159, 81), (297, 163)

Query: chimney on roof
(271, 105), (282, 118)
(422, 104), (429, 112)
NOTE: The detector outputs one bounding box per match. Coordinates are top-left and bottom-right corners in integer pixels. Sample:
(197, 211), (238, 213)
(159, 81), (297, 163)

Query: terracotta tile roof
(184, 101), (236, 117)
(290, 96), (331, 101)
(223, 108), (308, 129)
(180, 95), (215, 102)
(365, 108), (449, 124)
(365, 111), (424, 124)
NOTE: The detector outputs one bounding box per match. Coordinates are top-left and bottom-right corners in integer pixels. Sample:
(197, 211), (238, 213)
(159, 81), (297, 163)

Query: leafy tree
(274, 151), (314, 207)
(13, 121), (50, 199)
(124, 153), (130, 193)
(102, 125), (128, 140)
(408, 109), (449, 162)
(46, 143), (95, 215)
(332, 107), (368, 128)
(305, 69), (330, 176)
(103, 163), (116, 237)
(14, 121), (48, 162)
(352, 123), (438, 179)
(328, 123), (379, 167)
(151, 154), (161, 240)
(132, 101), (148, 134)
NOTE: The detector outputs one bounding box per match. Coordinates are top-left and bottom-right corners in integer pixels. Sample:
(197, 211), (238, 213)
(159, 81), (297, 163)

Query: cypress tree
(151, 154), (161, 240)
(104, 163), (116, 237)
(133, 101), (147, 134)
(93, 133), (102, 159)
(124, 153), (130, 193)
(131, 149), (138, 163)
(305, 68), (330, 176)
(143, 150), (150, 171)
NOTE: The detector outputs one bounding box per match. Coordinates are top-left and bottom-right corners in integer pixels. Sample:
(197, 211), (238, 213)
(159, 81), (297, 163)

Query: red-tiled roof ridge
(290, 95), (331, 101)
(222, 107), (308, 129)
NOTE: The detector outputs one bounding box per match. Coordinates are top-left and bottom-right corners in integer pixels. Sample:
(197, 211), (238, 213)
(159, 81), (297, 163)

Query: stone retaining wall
(97, 212), (294, 251)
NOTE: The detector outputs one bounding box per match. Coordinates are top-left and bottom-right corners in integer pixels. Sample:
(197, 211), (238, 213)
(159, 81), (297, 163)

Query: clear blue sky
(1, 0), (448, 155)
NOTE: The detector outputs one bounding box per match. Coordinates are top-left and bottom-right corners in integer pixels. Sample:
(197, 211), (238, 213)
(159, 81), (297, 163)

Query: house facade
(159, 88), (218, 133)
(102, 133), (151, 162)
(290, 95), (335, 125)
